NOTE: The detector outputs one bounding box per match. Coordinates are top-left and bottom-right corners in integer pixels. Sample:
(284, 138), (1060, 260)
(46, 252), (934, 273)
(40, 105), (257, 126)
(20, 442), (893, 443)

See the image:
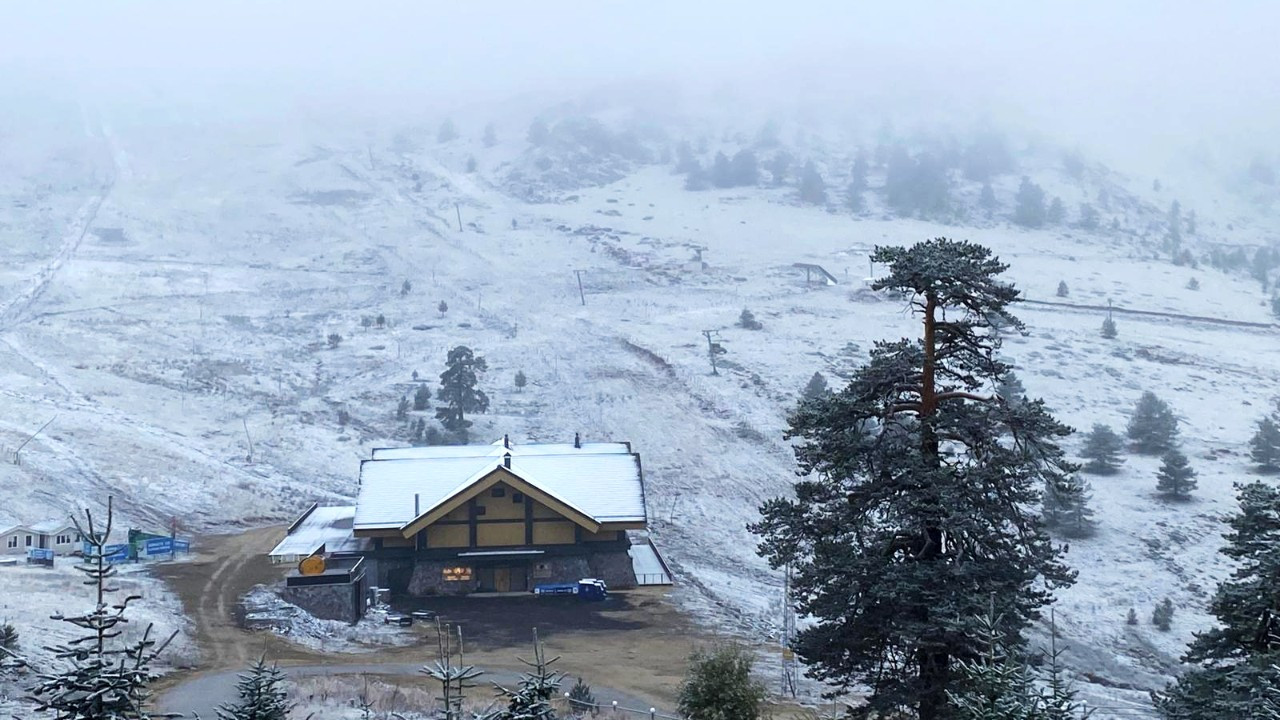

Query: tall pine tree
(436, 346), (489, 434)
(751, 239), (1075, 720)
(1156, 482), (1280, 718)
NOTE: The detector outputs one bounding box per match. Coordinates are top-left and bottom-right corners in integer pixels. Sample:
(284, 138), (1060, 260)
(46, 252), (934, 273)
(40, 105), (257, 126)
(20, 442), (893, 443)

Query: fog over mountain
(3, 1), (1278, 168)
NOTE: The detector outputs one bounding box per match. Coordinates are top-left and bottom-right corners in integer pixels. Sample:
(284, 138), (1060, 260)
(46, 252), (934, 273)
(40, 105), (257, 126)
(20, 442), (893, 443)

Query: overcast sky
(1, 1), (1276, 164)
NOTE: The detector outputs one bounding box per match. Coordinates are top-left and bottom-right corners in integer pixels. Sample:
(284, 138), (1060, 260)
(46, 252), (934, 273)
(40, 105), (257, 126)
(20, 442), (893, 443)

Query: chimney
(503, 452), (512, 469)
(574, 432), (581, 449)
(503, 434), (510, 449)
(414, 493), (420, 516)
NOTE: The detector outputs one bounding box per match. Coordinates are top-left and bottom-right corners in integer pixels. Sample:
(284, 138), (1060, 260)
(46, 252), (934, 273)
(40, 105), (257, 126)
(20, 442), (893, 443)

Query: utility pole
(701, 330), (722, 375)
(575, 270), (586, 306)
(13, 415), (56, 466)
(455, 203), (463, 232)
(781, 562), (798, 697)
(242, 417), (254, 464)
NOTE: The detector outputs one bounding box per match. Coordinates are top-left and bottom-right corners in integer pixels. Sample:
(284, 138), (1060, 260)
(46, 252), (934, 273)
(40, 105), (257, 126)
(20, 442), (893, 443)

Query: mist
(2, 1), (1277, 168)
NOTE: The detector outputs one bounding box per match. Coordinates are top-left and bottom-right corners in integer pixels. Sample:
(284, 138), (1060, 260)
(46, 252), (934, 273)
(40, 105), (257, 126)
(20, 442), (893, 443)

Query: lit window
(442, 566), (473, 582)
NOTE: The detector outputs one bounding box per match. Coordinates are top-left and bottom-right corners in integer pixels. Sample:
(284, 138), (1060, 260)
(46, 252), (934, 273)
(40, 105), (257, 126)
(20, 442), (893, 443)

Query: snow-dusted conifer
(1156, 448), (1197, 500)
(1080, 424), (1124, 475)
(1250, 414), (1280, 473)
(1127, 392), (1179, 454)
(216, 656), (292, 720)
(28, 497), (176, 719)
(1156, 481), (1280, 717)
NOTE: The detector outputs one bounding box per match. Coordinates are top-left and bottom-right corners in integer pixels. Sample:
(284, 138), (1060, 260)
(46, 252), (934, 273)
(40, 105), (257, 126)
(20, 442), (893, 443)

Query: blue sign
(26, 548), (54, 561)
(144, 538), (173, 555)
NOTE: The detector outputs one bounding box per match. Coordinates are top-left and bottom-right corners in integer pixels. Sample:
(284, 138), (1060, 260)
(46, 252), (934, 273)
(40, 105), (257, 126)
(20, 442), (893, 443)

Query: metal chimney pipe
(414, 493), (420, 515)
(574, 432), (581, 449)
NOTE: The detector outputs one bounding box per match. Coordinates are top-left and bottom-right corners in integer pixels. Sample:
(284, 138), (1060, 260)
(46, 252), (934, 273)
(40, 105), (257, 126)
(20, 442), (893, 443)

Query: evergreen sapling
(1080, 424), (1124, 475)
(1156, 448), (1198, 500)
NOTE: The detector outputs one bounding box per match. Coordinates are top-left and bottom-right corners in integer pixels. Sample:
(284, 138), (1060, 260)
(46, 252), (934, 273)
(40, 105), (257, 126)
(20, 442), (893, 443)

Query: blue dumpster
(531, 578), (609, 600)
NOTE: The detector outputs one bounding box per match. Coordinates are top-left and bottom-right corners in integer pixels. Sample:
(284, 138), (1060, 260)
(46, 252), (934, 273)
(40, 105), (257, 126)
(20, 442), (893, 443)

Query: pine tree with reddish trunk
(751, 238), (1075, 720)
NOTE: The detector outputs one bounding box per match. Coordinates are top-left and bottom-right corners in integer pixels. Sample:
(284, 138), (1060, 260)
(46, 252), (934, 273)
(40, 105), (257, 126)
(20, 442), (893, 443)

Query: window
(56, 534), (70, 545)
(5, 536), (15, 548)
(475, 506), (486, 516)
(512, 492), (524, 504)
(25, 535), (32, 547)
(491, 487), (506, 498)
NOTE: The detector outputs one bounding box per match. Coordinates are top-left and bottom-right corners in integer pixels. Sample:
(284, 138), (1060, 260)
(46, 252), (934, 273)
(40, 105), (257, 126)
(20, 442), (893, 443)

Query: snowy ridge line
(1022, 298), (1277, 330)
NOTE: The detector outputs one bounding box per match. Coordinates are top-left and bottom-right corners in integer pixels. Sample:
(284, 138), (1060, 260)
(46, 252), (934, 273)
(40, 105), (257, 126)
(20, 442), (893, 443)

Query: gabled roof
(354, 441), (646, 536)
(29, 519), (76, 534)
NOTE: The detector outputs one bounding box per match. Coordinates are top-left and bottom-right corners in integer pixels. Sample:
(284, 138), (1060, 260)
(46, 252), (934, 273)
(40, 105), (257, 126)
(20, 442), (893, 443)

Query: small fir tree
(1043, 476), (1096, 538)
(1047, 197), (1067, 224)
(216, 656), (292, 720)
(1080, 424), (1124, 475)
(1126, 608), (1139, 626)
(1152, 598), (1175, 631)
(1077, 202), (1100, 230)
(737, 308), (763, 330)
(437, 118), (459, 144)
(677, 644), (765, 720)
(438, 300), (449, 318)
(1156, 448), (1197, 500)
(1250, 415), (1280, 472)
(798, 161), (827, 205)
(436, 346), (489, 434)
(1127, 392), (1179, 454)
(28, 497), (176, 719)
(514, 370), (527, 392)
(1013, 176), (1047, 227)
(1039, 612), (1094, 720)
(401, 279), (412, 296)
(1057, 280), (1069, 297)
(489, 630), (563, 720)
(420, 620), (483, 720)
(327, 333), (342, 348)
(1155, 482), (1280, 717)
(979, 182), (998, 216)
(768, 151), (792, 186)
(413, 384), (431, 411)
(1101, 315), (1117, 339)
(0, 622), (16, 651)
(567, 677), (597, 716)
(1186, 277), (1200, 291)
(800, 371), (829, 403)
(946, 604), (1040, 720)
(396, 395), (410, 421)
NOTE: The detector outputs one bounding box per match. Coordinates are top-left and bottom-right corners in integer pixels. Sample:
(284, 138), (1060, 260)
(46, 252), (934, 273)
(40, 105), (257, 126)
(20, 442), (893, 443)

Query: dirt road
(154, 528), (710, 711)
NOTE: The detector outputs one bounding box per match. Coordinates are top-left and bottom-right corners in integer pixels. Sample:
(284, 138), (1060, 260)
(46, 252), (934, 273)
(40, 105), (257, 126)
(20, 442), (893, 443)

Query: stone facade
(282, 579), (365, 624)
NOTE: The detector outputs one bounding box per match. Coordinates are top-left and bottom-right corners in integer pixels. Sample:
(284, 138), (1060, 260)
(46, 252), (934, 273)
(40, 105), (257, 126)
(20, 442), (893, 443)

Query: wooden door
(495, 567), (511, 592)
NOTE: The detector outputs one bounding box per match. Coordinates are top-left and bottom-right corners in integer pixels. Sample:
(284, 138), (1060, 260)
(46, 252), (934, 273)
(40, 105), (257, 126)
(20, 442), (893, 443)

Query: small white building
(0, 520), (82, 555)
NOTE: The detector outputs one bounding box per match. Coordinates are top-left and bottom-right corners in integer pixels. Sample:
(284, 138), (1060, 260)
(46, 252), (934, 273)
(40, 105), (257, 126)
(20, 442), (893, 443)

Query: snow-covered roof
(269, 506), (371, 558)
(29, 520), (76, 534)
(371, 439), (631, 460)
(354, 441), (646, 532)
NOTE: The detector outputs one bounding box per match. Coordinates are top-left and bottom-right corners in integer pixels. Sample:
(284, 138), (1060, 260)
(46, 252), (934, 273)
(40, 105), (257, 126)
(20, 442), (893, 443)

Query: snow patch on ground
(240, 584), (416, 654)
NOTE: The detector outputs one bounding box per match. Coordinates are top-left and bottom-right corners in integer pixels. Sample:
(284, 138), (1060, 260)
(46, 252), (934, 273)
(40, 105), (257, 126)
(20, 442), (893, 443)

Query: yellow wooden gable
(398, 466), (601, 539)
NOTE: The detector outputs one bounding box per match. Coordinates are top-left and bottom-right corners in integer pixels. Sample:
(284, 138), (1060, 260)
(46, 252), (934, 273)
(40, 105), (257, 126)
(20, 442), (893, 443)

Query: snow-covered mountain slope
(1, 105), (1278, 714)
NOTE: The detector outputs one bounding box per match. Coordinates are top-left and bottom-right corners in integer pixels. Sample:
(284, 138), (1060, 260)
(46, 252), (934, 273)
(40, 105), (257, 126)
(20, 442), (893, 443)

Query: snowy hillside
(2, 101), (1279, 714)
